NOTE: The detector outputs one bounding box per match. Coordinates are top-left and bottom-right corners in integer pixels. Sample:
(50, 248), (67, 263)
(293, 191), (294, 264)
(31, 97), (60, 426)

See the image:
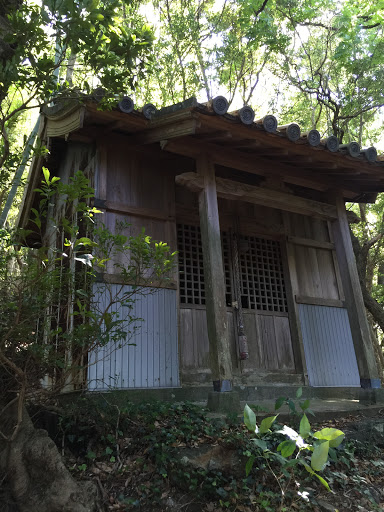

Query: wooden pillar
(197, 153), (233, 391)
(280, 239), (309, 384)
(331, 192), (380, 387)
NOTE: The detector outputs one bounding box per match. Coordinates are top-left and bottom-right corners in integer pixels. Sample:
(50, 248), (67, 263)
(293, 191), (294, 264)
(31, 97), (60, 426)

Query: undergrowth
(52, 396), (384, 512)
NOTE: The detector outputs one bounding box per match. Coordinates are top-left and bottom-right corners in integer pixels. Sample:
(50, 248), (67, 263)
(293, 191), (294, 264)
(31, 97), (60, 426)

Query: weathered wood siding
(179, 308), (238, 370)
(284, 213), (343, 300)
(96, 142), (177, 274)
(88, 285), (179, 389)
(299, 304), (360, 387)
(242, 312), (294, 371)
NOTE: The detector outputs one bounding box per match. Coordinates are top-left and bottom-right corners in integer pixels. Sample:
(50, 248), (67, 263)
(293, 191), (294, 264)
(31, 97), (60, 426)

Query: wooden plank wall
(179, 308), (238, 370)
(97, 141), (177, 276)
(284, 213), (343, 301)
(242, 313), (295, 371)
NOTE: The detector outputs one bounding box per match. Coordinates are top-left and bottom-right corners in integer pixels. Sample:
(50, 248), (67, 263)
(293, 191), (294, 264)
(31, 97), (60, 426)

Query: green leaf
(301, 461), (330, 491)
(75, 237), (94, 247)
(311, 440), (329, 471)
(299, 414), (311, 438)
(252, 438), (268, 451)
(296, 387), (303, 398)
(314, 428), (345, 448)
(314, 473), (331, 491)
(277, 440), (296, 457)
(302, 460), (314, 475)
(42, 167), (50, 184)
(288, 399), (296, 414)
(300, 399), (310, 411)
(245, 455), (255, 476)
(259, 415), (278, 434)
(275, 396), (286, 410)
(244, 404), (256, 432)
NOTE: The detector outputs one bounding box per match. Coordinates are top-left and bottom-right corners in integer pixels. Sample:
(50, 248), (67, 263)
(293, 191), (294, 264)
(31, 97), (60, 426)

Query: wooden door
(177, 221), (296, 377)
(230, 232), (296, 372)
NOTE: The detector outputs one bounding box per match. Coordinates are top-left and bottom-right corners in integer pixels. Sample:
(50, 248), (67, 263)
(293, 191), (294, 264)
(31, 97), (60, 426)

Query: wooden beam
(97, 272), (177, 290)
(196, 130), (232, 141)
(295, 295), (344, 308)
(287, 236), (335, 250)
(164, 137), (361, 199)
(98, 200), (175, 221)
(197, 155), (233, 390)
(130, 118), (200, 145)
(331, 191), (380, 385)
(176, 172), (339, 220)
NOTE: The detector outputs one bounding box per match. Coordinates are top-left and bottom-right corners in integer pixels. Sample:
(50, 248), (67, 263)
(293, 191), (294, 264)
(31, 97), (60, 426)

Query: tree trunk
(0, 397), (99, 512)
(0, 0), (22, 102)
(351, 231), (384, 378)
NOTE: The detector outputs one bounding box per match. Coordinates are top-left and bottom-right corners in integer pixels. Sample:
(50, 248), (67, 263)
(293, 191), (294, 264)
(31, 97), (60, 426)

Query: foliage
(0, 169), (176, 439)
(53, 396), (384, 511)
(273, 0), (384, 142)
(243, 388), (346, 505)
(133, 0), (384, 149)
(0, 0), (154, 205)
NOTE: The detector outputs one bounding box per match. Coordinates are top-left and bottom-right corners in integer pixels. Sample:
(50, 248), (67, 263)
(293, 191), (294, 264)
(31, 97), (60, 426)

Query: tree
(0, 169), (176, 511)
(0, 2), (160, 509)
(272, 0), (384, 141)
(0, 0), (154, 207)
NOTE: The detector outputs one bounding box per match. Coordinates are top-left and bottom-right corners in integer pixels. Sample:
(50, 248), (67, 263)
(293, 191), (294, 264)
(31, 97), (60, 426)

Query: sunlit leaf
(311, 441), (329, 471)
(244, 404), (256, 432)
(314, 428), (345, 448)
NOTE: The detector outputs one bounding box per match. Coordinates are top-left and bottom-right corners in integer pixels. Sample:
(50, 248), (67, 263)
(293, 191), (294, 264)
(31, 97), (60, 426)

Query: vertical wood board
(179, 308), (236, 370)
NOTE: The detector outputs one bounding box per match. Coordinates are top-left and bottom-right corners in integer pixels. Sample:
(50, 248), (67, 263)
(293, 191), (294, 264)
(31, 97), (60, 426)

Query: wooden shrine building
(19, 96), (384, 397)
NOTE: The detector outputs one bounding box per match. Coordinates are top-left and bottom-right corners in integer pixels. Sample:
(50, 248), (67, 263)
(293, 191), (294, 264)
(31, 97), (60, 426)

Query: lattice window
(177, 226), (287, 312)
(221, 232), (233, 306)
(177, 224), (232, 306)
(238, 236), (288, 313)
(177, 224), (205, 305)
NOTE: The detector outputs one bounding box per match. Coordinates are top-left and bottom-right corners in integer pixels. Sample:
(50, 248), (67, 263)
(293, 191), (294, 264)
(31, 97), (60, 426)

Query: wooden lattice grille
(238, 235), (288, 313)
(177, 225), (287, 312)
(177, 224), (232, 306)
(221, 231), (233, 306)
(177, 224), (205, 305)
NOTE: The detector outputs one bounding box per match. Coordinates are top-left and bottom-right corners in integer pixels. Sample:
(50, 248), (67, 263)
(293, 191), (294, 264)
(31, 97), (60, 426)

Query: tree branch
(254, 0), (269, 18)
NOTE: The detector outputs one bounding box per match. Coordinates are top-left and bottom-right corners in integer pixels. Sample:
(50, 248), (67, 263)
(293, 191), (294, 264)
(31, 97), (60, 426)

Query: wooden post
(197, 153), (233, 391)
(331, 192), (380, 387)
(280, 240), (308, 384)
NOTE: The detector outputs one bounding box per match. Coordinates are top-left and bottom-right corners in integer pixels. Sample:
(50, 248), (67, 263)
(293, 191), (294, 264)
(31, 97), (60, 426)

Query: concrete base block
(359, 388), (384, 405)
(361, 378), (381, 389)
(207, 391), (241, 414)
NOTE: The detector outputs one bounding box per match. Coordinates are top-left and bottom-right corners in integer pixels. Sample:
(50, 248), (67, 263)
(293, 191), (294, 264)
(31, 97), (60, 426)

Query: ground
(31, 396), (384, 512)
